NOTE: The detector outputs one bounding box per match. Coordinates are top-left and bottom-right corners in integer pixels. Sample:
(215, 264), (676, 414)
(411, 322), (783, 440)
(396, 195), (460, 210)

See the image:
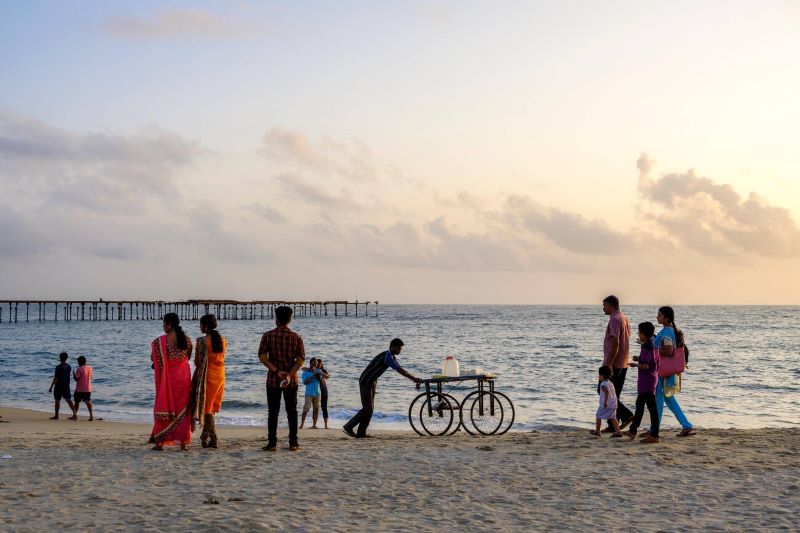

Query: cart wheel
(489, 391), (515, 435)
(418, 392), (455, 436)
(458, 390), (482, 435)
(469, 391), (504, 436)
(408, 392), (429, 436)
(439, 393), (462, 435)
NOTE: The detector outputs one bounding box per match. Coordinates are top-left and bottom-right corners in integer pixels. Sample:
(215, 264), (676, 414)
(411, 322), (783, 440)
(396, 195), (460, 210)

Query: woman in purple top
(624, 322), (660, 443)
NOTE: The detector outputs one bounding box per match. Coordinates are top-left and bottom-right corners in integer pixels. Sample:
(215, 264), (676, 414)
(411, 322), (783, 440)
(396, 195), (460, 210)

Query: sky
(1, 1), (799, 304)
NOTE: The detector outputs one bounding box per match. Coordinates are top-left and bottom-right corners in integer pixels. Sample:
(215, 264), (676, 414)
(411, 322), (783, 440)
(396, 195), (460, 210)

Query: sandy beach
(1, 406), (798, 532)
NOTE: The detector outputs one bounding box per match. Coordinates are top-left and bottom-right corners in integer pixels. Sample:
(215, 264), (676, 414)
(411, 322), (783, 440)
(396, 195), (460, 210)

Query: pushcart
(408, 374), (515, 436)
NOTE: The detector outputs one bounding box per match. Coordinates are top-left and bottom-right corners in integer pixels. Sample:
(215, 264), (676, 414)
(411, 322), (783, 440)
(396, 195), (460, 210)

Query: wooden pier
(0, 299), (378, 323)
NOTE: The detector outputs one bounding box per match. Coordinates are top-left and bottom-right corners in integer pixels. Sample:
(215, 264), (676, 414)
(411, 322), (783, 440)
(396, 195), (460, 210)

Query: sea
(1, 305), (798, 431)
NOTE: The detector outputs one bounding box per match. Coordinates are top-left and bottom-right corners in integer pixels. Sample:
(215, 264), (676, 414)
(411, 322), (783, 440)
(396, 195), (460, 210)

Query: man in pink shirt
(71, 356), (94, 421)
(601, 295), (633, 432)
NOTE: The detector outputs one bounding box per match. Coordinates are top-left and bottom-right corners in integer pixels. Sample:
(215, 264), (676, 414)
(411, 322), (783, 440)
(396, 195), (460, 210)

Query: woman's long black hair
(658, 305), (684, 347)
(163, 312), (188, 350)
(200, 314), (223, 353)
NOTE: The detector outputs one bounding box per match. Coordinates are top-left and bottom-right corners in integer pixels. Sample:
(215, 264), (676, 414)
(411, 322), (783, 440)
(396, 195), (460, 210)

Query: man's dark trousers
(266, 384), (298, 446)
(609, 366), (633, 427)
(343, 381), (377, 437)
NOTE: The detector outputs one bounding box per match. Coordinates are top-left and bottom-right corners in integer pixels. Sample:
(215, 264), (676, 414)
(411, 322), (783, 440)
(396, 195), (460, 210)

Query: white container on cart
(441, 355), (460, 377)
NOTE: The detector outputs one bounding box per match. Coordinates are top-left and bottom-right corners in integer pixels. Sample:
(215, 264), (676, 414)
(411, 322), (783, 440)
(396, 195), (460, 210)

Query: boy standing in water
(48, 352), (75, 420)
(71, 356), (94, 421)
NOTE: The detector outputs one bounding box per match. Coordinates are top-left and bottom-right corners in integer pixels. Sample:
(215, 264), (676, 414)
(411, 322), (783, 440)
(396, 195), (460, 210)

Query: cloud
(0, 111), (202, 212)
(186, 206), (272, 264)
(102, 8), (248, 39)
(504, 195), (634, 254)
(637, 154), (800, 258)
(262, 126), (377, 183)
(274, 172), (363, 211)
(0, 206), (54, 261)
(245, 202), (287, 224)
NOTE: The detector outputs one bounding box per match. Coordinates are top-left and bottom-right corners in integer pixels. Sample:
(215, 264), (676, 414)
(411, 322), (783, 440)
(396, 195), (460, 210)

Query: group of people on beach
(593, 295), (696, 444)
(48, 297), (696, 449)
(147, 305), (420, 451)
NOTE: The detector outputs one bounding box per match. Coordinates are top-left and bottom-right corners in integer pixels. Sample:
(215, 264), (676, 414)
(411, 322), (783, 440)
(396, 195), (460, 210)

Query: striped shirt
(359, 350), (401, 387)
(258, 325), (306, 388)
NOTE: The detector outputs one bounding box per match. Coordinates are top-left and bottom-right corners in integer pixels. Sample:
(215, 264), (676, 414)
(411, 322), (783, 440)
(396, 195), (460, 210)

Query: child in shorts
(48, 352), (76, 420)
(590, 366), (622, 438)
(299, 358), (322, 429)
(72, 356), (94, 421)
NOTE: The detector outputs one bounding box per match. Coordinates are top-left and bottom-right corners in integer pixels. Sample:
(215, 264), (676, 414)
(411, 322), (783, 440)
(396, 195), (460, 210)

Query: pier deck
(0, 299), (378, 323)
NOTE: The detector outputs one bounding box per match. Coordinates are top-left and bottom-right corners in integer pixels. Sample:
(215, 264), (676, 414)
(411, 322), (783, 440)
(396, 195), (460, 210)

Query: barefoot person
(48, 352), (75, 420)
(590, 366), (622, 438)
(601, 295), (634, 431)
(150, 313), (194, 451)
(343, 338), (421, 439)
(192, 314), (226, 449)
(299, 358), (322, 429)
(317, 358), (330, 429)
(71, 356), (94, 421)
(258, 305), (305, 452)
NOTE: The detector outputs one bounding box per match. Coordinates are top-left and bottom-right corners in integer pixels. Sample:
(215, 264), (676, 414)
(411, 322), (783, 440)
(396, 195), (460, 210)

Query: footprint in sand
(476, 445), (494, 451)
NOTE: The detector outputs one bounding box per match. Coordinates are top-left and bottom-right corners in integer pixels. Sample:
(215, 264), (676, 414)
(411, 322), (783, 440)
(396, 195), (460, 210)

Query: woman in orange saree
(150, 312), (193, 451)
(191, 314), (226, 448)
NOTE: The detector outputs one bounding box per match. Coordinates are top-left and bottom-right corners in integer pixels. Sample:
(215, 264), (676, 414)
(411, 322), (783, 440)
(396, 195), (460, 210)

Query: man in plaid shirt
(258, 306), (305, 451)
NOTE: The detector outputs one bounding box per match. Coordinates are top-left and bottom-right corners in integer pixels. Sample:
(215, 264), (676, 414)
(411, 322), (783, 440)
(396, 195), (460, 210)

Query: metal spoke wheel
(438, 393), (462, 435)
(458, 390), (482, 435)
(418, 392), (455, 436)
(409, 392), (454, 436)
(469, 391), (504, 436)
(488, 391), (515, 435)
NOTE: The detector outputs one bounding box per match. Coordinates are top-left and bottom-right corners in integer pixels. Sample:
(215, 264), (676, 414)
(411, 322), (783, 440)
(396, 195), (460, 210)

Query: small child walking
(624, 322), (660, 443)
(72, 356), (94, 421)
(48, 352), (76, 420)
(591, 366), (622, 438)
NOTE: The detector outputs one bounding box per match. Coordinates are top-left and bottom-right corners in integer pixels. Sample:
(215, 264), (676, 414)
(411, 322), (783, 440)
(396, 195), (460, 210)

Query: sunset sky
(1, 1), (799, 304)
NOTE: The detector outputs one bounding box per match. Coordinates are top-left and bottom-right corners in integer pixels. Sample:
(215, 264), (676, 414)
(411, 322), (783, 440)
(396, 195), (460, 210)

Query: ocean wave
(221, 399), (265, 410)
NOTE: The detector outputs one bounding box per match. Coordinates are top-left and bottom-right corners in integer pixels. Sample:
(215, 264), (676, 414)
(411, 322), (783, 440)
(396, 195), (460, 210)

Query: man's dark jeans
(343, 381), (377, 437)
(609, 366), (633, 426)
(266, 384), (298, 446)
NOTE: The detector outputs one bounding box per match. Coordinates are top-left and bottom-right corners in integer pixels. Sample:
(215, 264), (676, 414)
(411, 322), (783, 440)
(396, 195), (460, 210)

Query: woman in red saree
(150, 312), (193, 451)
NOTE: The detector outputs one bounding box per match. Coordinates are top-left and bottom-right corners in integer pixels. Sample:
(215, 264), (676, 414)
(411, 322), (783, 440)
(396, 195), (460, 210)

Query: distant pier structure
(0, 299), (378, 323)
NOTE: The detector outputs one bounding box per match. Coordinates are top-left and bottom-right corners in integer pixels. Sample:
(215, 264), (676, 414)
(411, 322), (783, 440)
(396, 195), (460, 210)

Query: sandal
(589, 430), (601, 438)
(622, 430), (637, 439)
(610, 432), (624, 438)
(676, 428), (697, 437)
(151, 444), (164, 451)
